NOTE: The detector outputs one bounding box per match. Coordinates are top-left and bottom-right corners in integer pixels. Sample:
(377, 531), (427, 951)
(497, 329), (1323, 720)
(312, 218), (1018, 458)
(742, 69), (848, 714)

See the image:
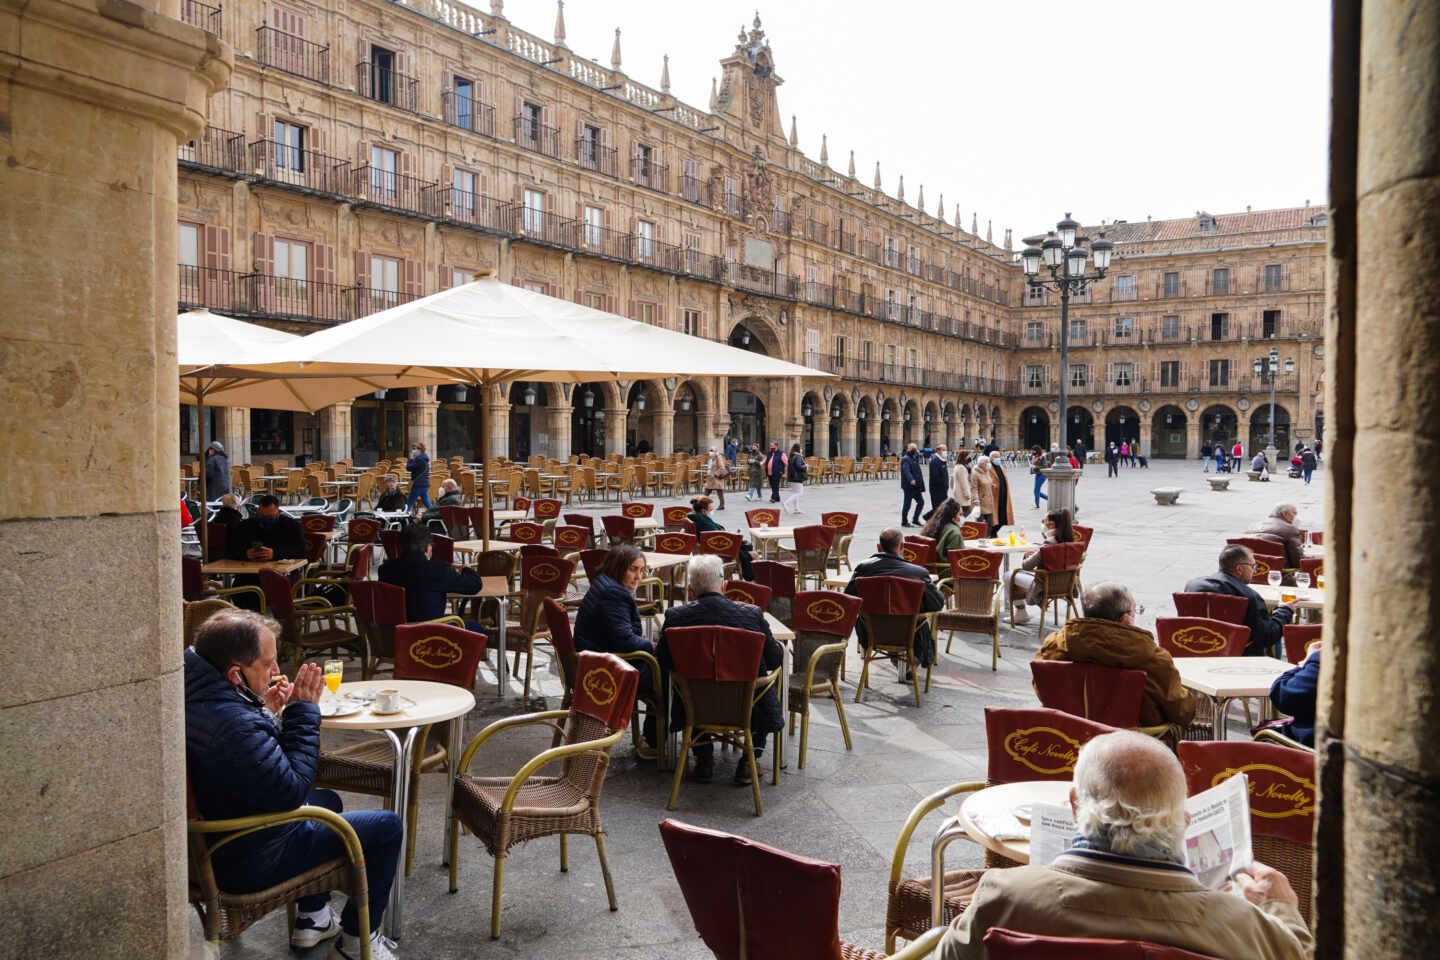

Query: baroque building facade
(175, 0), (1322, 465)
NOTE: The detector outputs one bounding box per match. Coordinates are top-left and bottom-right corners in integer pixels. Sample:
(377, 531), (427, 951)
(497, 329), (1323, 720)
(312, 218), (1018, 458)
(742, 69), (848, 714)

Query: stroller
(1287, 456), (1304, 479)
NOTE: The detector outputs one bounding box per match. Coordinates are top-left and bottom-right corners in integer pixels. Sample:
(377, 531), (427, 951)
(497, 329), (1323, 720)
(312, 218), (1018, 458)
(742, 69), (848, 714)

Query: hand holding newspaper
(1029, 773), (1253, 889)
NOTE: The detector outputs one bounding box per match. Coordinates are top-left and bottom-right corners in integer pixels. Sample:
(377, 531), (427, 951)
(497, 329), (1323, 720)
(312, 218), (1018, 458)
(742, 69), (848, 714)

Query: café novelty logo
(1004, 726), (1081, 775)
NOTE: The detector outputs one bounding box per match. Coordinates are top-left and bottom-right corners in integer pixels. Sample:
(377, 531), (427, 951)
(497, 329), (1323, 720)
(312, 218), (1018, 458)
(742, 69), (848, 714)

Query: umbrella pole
(197, 389), (209, 562)
(478, 381), (490, 551)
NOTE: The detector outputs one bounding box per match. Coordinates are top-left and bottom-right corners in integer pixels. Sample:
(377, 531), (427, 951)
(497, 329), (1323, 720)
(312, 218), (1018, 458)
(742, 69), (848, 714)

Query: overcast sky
(490, 0), (1331, 238)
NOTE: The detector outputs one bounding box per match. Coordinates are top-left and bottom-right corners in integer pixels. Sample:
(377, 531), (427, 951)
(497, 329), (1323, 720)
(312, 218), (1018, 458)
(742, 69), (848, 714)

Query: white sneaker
(291, 905), (341, 949)
(329, 931), (399, 960)
(1011, 604), (1031, 624)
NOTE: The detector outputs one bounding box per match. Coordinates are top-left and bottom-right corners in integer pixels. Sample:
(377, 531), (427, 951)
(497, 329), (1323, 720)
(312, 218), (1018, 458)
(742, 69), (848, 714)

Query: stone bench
(1151, 487), (1183, 505)
(1247, 471), (1269, 482)
(1207, 478), (1231, 491)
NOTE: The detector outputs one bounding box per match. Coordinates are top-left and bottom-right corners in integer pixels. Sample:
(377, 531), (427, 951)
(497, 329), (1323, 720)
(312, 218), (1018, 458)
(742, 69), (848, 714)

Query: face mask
(411, 448), (419, 457)
(259, 515), (278, 528)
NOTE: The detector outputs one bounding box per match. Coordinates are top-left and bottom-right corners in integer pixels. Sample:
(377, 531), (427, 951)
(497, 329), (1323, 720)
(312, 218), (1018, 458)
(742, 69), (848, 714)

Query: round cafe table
(324, 678), (475, 940)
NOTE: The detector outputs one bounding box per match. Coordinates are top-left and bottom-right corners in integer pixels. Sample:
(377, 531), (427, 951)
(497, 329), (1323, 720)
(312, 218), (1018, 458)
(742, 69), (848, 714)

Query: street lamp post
(1253, 346), (1294, 466)
(1021, 214), (1112, 515)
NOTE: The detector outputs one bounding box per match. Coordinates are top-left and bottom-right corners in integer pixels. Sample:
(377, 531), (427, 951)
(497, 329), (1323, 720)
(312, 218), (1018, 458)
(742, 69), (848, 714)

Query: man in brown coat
(1035, 582), (1195, 727)
(1245, 502), (1305, 568)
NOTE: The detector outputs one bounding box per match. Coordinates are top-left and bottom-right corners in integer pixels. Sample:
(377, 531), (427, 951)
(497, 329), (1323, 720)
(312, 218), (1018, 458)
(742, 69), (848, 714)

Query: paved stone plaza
(207, 459), (1325, 959)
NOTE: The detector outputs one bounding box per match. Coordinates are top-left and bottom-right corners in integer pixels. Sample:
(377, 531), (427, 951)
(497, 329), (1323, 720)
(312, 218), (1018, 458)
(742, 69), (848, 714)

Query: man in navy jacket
(1270, 648), (1320, 746)
(1183, 544), (1294, 657)
(378, 523), (483, 623)
(763, 441), (786, 502)
(900, 443), (926, 527)
(185, 610), (402, 959)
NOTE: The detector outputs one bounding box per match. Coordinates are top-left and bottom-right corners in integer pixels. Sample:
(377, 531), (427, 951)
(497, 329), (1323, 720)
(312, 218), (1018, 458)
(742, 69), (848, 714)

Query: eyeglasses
(1125, 604), (1147, 617)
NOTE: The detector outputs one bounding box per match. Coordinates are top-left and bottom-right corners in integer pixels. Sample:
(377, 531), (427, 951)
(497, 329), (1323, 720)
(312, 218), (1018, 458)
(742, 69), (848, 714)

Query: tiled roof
(1084, 206), (1323, 244)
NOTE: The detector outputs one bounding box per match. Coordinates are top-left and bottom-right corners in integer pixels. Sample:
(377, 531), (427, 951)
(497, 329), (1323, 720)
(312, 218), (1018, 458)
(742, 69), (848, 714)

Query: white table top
(1303, 543), (1325, 558)
(322, 678), (475, 731)
(764, 611), (794, 642)
(281, 504), (327, 515)
(1252, 583), (1325, 611)
(1175, 656), (1293, 698)
(201, 558), (308, 576)
(453, 539), (525, 553)
(972, 538), (1037, 554)
(642, 551), (693, 570)
(485, 509), (526, 522)
(749, 526), (797, 539)
(957, 780), (1073, 865)
(631, 516), (660, 530)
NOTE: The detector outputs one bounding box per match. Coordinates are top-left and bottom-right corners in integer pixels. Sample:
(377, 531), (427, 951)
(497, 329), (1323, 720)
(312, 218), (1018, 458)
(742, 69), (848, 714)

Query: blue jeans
(1033, 473), (1048, 507)
(1303, 468), (1313, 484)
(215, 789), (401, 936)
(405, 484), (432, 511)
(901, 488), (925, 523)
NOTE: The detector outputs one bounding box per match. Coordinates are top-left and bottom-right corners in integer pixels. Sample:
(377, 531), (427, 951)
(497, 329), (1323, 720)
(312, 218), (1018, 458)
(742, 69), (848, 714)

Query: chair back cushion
(663, 505), (692, 527)
(259, 568), (295, 615)
(301, 513), (336, 533)
(751, 560), (797, 599)
(520, 554), (575, 593)
(982, 928), (1222, 959)
(554, 525), (590, 552)
(853, 576), (924, 615)
(1178, 741), (1317, 845)
(654, 532), (698, 555)
(698, 531), (743, 559)
(512, 496), (532, 515)
(602, 515), (636, 540)
(367, 579), (406, 626)
(394, 623), (487, 687)
(899, 539), (936, 566)
(303, 531), (328, 564)
(723, 580), (772, 609)
(665, 626), (764, 681)
(348, 517), (381, 544)
(508, 521), (545, 545)
(960, 520), (987, 541)
(203, 520), (229, 561)
(349, 579), (374, 622)
(819, 511), (857, 534)
(563, 513), (595, 535)
(429, 533), (454, 567)
(1298, 556), (1323, 580)
(621, 502), (654, 518)
(1073, 524), (1095, 549)
(532, 498), (562, 520)
(949, 549), (1003, 581)
(1171, 592), (1249, 624)
(984, 706), (1115, 783)
(1227, 536), (1287, 558)
(1248, 553), (1286, 584)
(1038, 541), (1086, 571)
(520, 544), (560, 559)
(792, 591), (863, 638)
(745, 507), (781, 528)
(578, 549), (609, 581)
(1030, 661), (1146, 727)
(438, 505), (471, 538)
(349, 544), (373, 580)
(1155, 617), (1251, 658)
(379, 529), (403, 561)
(181, 555), (205, 600)
(1282, 623), (1323, 664)
(571, 650), (640, 730)
(736, 835), (844, 960)
(794, 525), (837, 552)
(658, 819), (743, 960)
(543, 597), (578, 691)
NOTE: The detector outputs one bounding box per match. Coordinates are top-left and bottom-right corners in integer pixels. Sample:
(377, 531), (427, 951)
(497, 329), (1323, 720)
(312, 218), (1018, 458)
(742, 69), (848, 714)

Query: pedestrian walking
(704, 446), (729, 510)
(1214, 443), (1227, 473)
(1030, 445), (1052, 509)
(1232, 440), (1244, 472)
(745, 444), (764, 501)
(763, 442), (785, 503)
(782, 443), (807, 514)
(1105, 442), (1119, 478)
(900, 443), (926, 527)
(923, 445), (949, 520)
(1073, 437), (1086, 471)
(1301, 446), (1317, 485)
(1128, 443), (1138, 467)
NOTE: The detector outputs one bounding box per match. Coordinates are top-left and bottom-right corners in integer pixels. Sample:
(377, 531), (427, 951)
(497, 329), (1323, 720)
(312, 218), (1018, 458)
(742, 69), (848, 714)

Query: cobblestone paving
(203, 459), (1325, 959)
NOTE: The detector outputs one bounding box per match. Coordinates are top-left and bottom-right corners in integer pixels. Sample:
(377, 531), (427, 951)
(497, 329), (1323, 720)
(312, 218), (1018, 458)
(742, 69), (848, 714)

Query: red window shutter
(251, 232), (274, 313)
(354, 250), (371, 289)
(314, 244), (337, 320)
(202, 224), (231, 309)
(628, 298), (637, 320)
(439, 265), (453, 289)
(403, 258), (423, 298)
(606, 295), (616, 314)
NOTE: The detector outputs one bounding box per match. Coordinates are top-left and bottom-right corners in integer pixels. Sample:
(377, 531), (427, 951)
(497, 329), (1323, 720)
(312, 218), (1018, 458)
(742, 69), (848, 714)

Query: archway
(1151, 405), (1189, 458)
(856, 397), (874, 457)
(507, 381), (550, 461)
(352, 386), (412, 463)
(827, 394), (848, 458)
(728, 389), (767, 448)
(672, 381), (702, 454)
(1200, 405), (1238, 453)
(958, 403), (972, 449)
(879, 398), (898, 455)
(1249, 403), (1292, 456)
(902, 400), (920, 447)
(1021, 406), (1050, 449)
(923, 401), (940, 449)
(801, 390), (823, 456)
(571, 381), (615, 457)
(1104, 405), (1140, 448)
(626, 380), (663, 455)
(436, 383), (477, 460)
(989, 405), (1002, 446)
(1064, 406), (1095, 453)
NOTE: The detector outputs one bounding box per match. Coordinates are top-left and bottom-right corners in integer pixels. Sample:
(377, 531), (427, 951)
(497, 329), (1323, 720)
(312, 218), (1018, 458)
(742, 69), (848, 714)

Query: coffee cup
(375, 689), (402, 713)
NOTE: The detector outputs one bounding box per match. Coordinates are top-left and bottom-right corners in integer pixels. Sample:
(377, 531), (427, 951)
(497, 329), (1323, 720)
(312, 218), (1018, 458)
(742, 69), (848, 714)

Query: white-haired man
(1245, 502), (1305, 568)
(937, 731), (1310, 959)
(655, 554), (782, 784)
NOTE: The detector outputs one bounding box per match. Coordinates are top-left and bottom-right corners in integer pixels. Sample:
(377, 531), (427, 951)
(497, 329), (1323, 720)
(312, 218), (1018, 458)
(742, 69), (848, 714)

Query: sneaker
(897, 662), (914, 684)
(329, 932), (398, 960)
(734, 752), (761, 785)
(691, 752), (715, 782)
(292, 906), (341, 949)
(1011, 604), (1032, 624)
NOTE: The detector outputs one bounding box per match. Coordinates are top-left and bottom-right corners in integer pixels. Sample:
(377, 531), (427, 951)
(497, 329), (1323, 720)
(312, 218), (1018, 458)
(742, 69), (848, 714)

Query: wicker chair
(183, 598), (241, 648)
(852, 576), (934, 707)
(1282, 623), (1323, 664)
(1029, 660), (1178, 742)
(1171, 592), (1249, 623)
(259, 569), (361, 670)
(187, 776), (372, 959)
(751, 560), (797, 627)
(884, 707), (1117, 951)
(660, 817), (947, 960)
(448, 651), (639, 939)
(180, 556), (266, 608)
(1178, 740), (1317, 924)
(723, 580), (772, 609)
(1155, 617), (1252, 738)
(744, 507), (781, 528)
(787, 591), (863, 768)
(793, 524), (838, 591)
(662, 504), (692, 531)
(935, 549), (1004, 670)
(665, 625), (781, 816)
(1007, 541), (1085, 637)
(314, 623), (486, 876)
(506, 555), (576, 696)
(982, 928), (1222, 959)
(820, 511), (858, 573)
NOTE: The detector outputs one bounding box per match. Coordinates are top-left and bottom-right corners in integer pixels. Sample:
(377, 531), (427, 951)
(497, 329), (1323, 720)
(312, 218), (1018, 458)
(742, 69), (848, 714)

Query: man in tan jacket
(937, 731), (1311, 960)
(1035, 582), (1195, 727)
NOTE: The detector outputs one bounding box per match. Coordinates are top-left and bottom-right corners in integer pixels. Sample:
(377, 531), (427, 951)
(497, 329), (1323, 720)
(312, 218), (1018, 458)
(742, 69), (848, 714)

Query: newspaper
(1028, 773), (1253, 889)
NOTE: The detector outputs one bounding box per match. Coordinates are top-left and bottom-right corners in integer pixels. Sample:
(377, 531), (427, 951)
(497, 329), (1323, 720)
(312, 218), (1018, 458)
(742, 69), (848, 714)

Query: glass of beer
(323, 659), (344, 703)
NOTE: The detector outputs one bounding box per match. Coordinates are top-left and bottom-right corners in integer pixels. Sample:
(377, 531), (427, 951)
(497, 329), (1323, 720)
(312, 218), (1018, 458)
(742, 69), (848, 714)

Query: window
(584, 205), (604, 248)
(963, 357), (971, 375)
(521, 101), (542, 144)
(884, 344), (897, 367)
(885, 288), (898, 320)
(1069, 363), (1088, 387)
(453, 267), (477, 284)
(834, 335), (846, 363)
(980, 361), (987, 379)
(1264, 264), (1283, 290)
(863, 340), (873, 363)
(179, 223), (200, 267)
(522, 188), (544, 234)
(1026, 365), (1044, 388)
(637, 302), (656, 324)
(273, 238), (308, 302)
(369, 254), (400, 312)
(1113, 362), (1133, 387)
(1069, 317), (1087, 341)
(1263, 309), (1280, 339)
(1114, 316), (1134, 339)
(585, 293), (605, 310)
(884, 236), (899, 268)
(524, 282), (548, 295)
(806, 264), (820, 300)
(369, 45), (395, 104)
(1025, 320), (1044, 342)
(1210, 312), (1230, 340)
(1163, 271), (1180, 297)
(1209, 358), (1230, 386)
(1198, 213), (1216, 232)
(370, 145), (397, 199)
(724, 177), (740, 216)
(274, 121), (305, 172)
(635, 219), (655, 259)
(1113, 275), (1135, 298)
(683, 309), (701, 337)
(682, 157), (701, 202)
(684, 233), (702, 273)
(1212, 268), (1230, 294)
(1162, 315), (1181, 340)
(452, 168), (477, 220)
(1160, 360), (1180, 387)
(454, 77), (474, 130)
(580, 123), (600, 168)
(907, 347), (920, 368)
(635, 142), (654, 186)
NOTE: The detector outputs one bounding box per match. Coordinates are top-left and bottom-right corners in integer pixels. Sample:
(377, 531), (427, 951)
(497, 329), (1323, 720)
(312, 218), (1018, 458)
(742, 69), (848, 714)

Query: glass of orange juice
(323, 659), (344, 702)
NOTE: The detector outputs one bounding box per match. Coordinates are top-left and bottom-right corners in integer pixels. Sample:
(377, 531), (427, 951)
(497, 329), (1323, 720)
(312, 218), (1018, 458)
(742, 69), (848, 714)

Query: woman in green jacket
(920, 497), (967, 563)
(688, 495), (754, 580)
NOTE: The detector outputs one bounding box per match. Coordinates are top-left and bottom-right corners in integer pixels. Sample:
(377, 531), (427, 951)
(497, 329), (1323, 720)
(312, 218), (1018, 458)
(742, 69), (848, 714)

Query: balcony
(248, 140), (351, 197)
(258, 26), (328, 83)
(576, 140), (618, 177)
(680, 174), (703, 204)
(512, 117), (559, 157)
(179, 126), (246, 176)
(814, 355), (1012, 394)
(1155, 278), (1188, 299)
(576, 223), (630, 260)
(351, 166), (443, 219)
(711, 261), (801, 299)
(179, 264), (237, 312)
(804, 219), (828, 245)
(179, 264), (346, 324)
(505, 205), (578, 248)
(447, 188), (506, 233)
(723, 191), (743, 218)
(1108, 285), (1139, 302)
(441, 92), (496, 138)
(770, 209), (791, 234)
(626, 235), (685, 272)
(357, 63), (418, 112)
(631, 157), (669, 193)
(181, 0), (222, 36)
(837, 227), (858, 255)
(343, 286), (420, 322)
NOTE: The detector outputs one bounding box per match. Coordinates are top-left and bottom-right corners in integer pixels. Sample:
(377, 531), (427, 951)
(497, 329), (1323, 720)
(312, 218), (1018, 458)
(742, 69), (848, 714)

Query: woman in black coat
(573, 544), (655, 691)
(688, 495), (754, 580)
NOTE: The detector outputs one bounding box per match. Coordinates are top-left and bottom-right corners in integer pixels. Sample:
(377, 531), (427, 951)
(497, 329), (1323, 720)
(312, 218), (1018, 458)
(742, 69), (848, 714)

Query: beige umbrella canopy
(258, 273), (832, 546)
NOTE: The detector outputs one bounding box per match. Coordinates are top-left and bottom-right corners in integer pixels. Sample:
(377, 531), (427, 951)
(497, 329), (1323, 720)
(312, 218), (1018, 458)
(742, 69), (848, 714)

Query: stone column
(604, 407), (627, 455)
(1185, 412), (1202, 460)
(0, 2), (230, 957)
(319, 401), (352, 463)
(485, 399), (510, 459)
(696, 410), (717, 454)
(838, 416), (857, 457)
(1316, 3), (1440, 957)
(544, 403), (572, 460)
(404, 388), (440, 455)
(651, 401), (675, 456)
(811, 415), (830, 460)
(1138, 417), (1153, 459)
(215, 406), (250, 464)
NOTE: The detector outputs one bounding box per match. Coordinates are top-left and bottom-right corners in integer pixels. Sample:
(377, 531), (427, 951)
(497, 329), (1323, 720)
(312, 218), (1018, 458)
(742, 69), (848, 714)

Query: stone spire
(874, 161), (882, 190)
(971, 212), (978, 234)
(1004, 227), (1013, 251)
(553, 0), (566, 47)
(897, 174), (905, 202)
(986, 220), (993, 244)
(709, 77), (718, 111)
(819, 134), (828, 165)
(848, 150), (856, 178)
(954, 203), (962, 228)
(937, 193), (944, 219)
(610, 28), (622, 71)
(789, 115), (798, 147)
(661, 54), (670, 93)
(917, 183), (925, 211)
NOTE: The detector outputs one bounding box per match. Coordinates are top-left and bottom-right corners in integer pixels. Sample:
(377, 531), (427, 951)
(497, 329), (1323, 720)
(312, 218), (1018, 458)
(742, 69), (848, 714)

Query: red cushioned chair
(511, 496), (532, 516)
(793, 524), (837, 590)
(300, 512), (336, 534)
(959, 520), (987, 541)
(302, 531), (328, 566)
(315, 622), (486, 875)
(1028, 661), (1175, 742)
(347, 516), (382, 546)
(1155, 616), (1253, 738)
(665, 625), (780, 816)
(788, 591), (863, 768)
(1282, 623), (1323, 664)
(1248, 552), (1286, 585)
(1010, 541), (1085, 638)
(853, 576), (933, 707)
(507, 520), (545, 546)
(662, 504), (692, 531)
(506, 555), (576, 696)
(698, 530), (744, 580)
(577, 548), (609, 583)
(653, 531), (698, 555)
(532, 497), (562, 522)
(621, 501), (654, 518)
(602, 514), (637, 546)
(201, 519), (229, 562)
(449, 651), (639, 938)
(562, 512), (595, 541)
(430, 532), (454, 567)
(936, 549), (1005, 670)
(982, 928), (1223, 959)
(724, 580), (773, 610)
(259, 568), (361, 671)
(751, 560), (798, 627)
(1298, 555), (1323, 583)
(519, 543), (559, 559)
(438, 505), (472, 539)
(553, 524), (590, 554)
(898, 537), (936, 568)
(659, 818), (946, 960)
(1178, 740), (1316, 923)
(745, 506), (782, 528)
(466, 506), (493, 541)
(378, 528), (402, 562)
(1171, 592), (1249, 624)
(180, 555), (266, 609)
(819, 510), (858, 573)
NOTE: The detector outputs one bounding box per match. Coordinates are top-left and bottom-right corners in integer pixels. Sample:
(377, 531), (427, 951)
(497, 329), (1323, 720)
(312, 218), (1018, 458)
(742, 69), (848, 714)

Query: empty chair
(819, 510), (858, 573)
(788, 591), (863, 768)
(553, 524), (591, 554)
(652, 531), (698, 556)
(662, 505), (691, 531)
(745, 507), (781, 528)
(258, 568), (361, 670)
(1171, 592), (1249, 624)
(507, 520), (545, 546)
(792, 524), (837, 591)
(936, 549), (1005, 670)
(750, 560), (798, 627)
(601, 514), (637, 546)
(1028, 661), (1178, 740)
(621, 502), (654, 518)
(507, 555), (576, 696)
(697, 530), (743, 579)
(1282, 623), (1323, 665)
